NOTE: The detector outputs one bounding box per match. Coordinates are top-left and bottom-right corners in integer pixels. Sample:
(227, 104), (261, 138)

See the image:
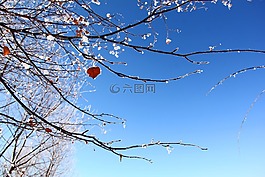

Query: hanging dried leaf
(119, 154), (123, 162)
(3, 46), (10, 56)
(86, 66), (101, 79)
(45, 128), (52, 133)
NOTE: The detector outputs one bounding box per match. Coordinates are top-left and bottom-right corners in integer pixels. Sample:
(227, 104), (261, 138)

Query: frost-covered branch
(0, 0), (264, 172)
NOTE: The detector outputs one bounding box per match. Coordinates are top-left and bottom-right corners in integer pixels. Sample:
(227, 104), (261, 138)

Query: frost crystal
(153, 0), (159, 6)
(209, 46), (215, 51)
(166, 146), (172, 154)
(113, 43), (121, 51)
(43, 70), (49, 75)
(91, 0), (100, 5)
(106, 13), (111, 18)
(177, 6), (182, 13)
(114, 45), (120, 51)
(227, 3), (232, 10)
(22, 63), (30, 70)
(47, 35), (55, 41)
(82, 36), (89, 43)
(166, 38), (171, 44)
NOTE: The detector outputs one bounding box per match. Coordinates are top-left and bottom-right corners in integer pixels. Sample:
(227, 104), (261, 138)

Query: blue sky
(74, 1), (265, 177)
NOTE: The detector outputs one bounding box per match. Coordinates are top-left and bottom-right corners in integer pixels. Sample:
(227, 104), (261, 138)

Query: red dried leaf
(45, 128), (52, 133)
(85, 30), (90, 35)
(76, 30), (82, 37)
(87, 66), (101, 79)
(73, 19), (79, 25)
(29, 119), (35, 127)
(3, 46), (10, 56)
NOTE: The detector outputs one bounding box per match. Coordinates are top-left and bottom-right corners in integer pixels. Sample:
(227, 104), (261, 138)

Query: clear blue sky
(74, 1), (265, 177)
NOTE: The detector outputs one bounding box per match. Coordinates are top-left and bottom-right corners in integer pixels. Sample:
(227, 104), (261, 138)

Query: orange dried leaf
(3, 46), (10, 56)
(45, 128), (52, 133)
(87, 66), (101, 79)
